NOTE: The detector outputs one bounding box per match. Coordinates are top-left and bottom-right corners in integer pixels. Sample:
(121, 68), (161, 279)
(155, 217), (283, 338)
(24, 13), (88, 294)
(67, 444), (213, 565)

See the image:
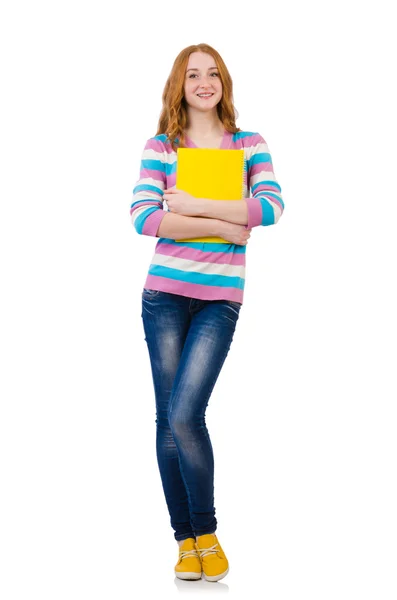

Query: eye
(188, 72), (219, 79)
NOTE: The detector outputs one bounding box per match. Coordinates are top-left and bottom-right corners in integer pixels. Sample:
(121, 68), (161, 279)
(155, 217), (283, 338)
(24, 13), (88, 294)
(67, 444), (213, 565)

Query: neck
(185, 109), (224, 138)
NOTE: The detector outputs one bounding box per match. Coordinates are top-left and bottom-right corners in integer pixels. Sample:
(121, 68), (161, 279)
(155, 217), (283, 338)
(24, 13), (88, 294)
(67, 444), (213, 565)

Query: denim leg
(167, 299), (241, 537)
(141, 290), (195, 541)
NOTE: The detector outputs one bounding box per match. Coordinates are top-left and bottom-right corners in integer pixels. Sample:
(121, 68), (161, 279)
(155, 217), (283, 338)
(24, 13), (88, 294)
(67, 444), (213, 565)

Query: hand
(218, 221), (252, 245)
(163, 187), (204, 217)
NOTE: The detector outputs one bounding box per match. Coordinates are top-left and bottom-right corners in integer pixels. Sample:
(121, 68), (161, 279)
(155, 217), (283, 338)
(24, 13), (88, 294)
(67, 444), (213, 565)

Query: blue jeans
(141, 289), (241, 541)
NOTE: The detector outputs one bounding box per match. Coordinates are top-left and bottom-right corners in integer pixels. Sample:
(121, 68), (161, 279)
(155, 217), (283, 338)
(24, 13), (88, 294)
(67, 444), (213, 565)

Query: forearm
(156, 211), (222, 239)
(197, 199), (249, 225)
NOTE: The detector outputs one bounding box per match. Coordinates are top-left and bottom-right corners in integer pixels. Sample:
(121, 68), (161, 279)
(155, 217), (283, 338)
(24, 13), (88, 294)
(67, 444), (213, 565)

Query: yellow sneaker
(195, 533), (229, 582)
(174, 537), (202, 580)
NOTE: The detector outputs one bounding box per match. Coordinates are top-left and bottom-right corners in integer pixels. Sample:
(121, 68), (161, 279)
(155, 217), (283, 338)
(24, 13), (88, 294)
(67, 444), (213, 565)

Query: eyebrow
(186, 67), (218, 72)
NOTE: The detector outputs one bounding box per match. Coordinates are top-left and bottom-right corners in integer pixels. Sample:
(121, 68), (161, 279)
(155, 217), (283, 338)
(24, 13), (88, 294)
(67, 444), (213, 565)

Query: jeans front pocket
(226, 300), (242, 309)
(142, 288), (161, 298)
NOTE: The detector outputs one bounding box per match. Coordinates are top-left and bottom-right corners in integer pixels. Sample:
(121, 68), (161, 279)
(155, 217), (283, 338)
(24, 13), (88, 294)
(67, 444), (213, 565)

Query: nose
(198, 83), (213, 92)
(198, 75), (214, 88)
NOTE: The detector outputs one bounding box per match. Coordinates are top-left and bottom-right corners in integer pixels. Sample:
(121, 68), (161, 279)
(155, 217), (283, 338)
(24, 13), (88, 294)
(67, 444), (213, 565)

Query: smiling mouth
(197, 93), (214, 98)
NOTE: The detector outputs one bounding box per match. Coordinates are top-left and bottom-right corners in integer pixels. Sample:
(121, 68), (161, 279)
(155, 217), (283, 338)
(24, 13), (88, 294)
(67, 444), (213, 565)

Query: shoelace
(179, 548), (199, 560)
(196, 542), (219, 559)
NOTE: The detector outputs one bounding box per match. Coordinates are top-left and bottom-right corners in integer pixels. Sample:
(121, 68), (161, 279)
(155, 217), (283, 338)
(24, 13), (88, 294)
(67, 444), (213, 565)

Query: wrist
(196, 198), (212, 217)
(210, 218), (224, 237)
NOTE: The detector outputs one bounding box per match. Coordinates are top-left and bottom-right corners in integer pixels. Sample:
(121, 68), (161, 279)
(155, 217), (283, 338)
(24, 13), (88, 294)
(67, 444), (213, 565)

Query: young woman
(130, 43), (284, 582)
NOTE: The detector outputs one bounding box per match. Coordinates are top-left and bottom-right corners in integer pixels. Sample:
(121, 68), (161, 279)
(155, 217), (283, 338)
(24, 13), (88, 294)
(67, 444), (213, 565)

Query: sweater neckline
(184, 129), (232, 150)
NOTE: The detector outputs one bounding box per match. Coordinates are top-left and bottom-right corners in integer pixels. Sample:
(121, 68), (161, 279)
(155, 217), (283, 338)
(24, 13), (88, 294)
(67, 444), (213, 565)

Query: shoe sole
(175, 571), (202, 580)
(203, 567), (229, 582)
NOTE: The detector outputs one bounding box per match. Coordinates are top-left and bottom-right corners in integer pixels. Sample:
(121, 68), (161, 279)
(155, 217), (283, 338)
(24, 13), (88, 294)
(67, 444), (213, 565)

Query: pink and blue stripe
(130, 130), (284, 304)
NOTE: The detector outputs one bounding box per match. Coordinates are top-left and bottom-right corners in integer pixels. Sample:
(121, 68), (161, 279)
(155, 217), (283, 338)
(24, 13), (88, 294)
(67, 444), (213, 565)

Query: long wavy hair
(155, 43), (241, 152)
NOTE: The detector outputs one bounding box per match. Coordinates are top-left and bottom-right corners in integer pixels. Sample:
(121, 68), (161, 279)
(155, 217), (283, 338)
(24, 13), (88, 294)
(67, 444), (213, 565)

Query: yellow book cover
(175, 148), (245, 243)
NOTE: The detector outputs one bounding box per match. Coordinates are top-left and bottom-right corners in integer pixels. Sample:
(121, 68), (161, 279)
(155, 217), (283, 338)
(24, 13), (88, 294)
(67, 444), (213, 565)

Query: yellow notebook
(175, 148), (245, 243)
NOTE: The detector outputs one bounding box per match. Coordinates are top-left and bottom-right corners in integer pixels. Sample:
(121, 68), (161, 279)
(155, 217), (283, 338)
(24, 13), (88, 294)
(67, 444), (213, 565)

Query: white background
(1, 0), (396, 598)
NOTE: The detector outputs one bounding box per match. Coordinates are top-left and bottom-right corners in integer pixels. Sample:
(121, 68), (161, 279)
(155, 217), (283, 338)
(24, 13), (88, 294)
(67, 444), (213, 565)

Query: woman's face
(183, 52), (223, 111)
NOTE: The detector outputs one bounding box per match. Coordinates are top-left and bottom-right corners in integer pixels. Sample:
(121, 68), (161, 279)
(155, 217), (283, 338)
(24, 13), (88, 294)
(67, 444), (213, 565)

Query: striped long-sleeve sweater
(130, 129), (284, 305)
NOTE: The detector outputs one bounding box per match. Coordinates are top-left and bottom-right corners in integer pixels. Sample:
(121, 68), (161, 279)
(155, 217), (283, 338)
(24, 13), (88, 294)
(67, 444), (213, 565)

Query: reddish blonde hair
(155, 43), (241, 152)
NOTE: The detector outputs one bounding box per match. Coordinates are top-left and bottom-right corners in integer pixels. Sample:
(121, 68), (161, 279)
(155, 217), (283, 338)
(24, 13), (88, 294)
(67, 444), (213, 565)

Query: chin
(191, 97), (220, 107)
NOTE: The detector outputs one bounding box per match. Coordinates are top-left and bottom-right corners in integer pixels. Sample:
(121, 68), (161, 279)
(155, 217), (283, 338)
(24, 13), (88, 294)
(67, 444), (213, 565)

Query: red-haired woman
(131, 43), (284, 582)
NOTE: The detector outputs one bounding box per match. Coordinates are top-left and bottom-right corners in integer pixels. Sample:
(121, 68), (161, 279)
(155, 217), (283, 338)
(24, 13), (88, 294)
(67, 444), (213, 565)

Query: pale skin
(163, 50), (251, 247)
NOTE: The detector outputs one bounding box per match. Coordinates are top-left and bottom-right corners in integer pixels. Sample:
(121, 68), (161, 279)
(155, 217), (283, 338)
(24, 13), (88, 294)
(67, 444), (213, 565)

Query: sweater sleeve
(244, 133), (284, 229)
(130, 137), (167, 237)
